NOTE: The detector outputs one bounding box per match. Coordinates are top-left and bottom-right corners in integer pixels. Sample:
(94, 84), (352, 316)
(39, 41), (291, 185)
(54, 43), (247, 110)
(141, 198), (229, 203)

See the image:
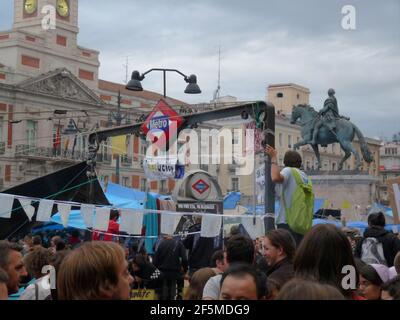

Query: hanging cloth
(144, 193), (159, 254)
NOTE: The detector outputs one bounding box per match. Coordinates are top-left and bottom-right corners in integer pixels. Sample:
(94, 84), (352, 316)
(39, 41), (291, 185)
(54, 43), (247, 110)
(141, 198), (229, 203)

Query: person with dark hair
(0, 268), (9, 300)
(0, 241), (28, 296)
(153, 235), (188, 300)
(294, 224), (360, 299)
(130, 253), (163, 291)
(92, 209), (120, 242)
(263, 229), (296, 294)
(32, 235), (42, 248)
(359, 264), (391, 300)
(265, 145), (311, 244)
(355, 212), (400, 267)
(219, 263), (267, 300)
(183, 216), (222, 277)
(68, 229), (81, 248)
(210, 250), (226, 275)
(276, 279), (345, 300)
(203, 235), (255, 300)
(381, 275), (400, 300)
(55, 239), (66, 251)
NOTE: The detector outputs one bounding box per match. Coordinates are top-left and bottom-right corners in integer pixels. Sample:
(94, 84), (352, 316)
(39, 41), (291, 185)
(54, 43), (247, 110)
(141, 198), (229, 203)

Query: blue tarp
(224, 192), (241, 210)
(51, 183), (168, 232)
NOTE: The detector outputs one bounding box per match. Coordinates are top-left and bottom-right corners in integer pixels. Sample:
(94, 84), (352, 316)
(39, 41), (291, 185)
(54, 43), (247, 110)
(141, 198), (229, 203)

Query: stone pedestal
(309, 171), (380, 221)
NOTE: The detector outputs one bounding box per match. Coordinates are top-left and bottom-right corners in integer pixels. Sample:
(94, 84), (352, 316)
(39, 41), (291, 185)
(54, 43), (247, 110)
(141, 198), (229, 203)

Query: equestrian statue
(291, 88), (373, 171)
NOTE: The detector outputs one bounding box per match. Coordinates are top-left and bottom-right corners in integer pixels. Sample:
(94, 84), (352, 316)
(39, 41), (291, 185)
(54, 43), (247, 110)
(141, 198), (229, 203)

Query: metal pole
(264, 102), (276, 232)
(115, 91), (122, 185)
(163, 70), (166, 98)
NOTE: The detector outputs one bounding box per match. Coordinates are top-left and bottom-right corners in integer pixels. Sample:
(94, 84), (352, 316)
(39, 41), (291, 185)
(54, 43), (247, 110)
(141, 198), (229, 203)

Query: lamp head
(126, 71), (144, 91)
(184, 74), (201, 94)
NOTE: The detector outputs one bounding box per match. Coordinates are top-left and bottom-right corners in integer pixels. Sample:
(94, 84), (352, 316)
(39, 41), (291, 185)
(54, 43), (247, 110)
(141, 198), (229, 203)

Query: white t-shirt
(202, 274), (222, 300)
(275, 167), (309, 225)
(19, 275), (51, 300)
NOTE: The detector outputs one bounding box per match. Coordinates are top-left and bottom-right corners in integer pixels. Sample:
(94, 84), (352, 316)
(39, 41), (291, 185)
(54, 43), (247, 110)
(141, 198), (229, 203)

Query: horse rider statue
(310, 88), (349, 145)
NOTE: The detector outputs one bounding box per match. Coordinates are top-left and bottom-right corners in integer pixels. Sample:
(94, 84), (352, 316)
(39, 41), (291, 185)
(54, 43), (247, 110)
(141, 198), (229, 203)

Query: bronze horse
(291, 104), (373, 170)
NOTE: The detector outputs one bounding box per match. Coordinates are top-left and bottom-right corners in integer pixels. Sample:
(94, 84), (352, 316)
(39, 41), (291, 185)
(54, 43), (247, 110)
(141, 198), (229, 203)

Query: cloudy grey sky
(1, 0), (399, 138)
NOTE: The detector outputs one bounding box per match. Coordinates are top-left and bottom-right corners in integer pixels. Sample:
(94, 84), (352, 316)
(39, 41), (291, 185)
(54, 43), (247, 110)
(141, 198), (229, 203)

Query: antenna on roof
(213, 46), (221, 101)
(123, 56), (129, 84)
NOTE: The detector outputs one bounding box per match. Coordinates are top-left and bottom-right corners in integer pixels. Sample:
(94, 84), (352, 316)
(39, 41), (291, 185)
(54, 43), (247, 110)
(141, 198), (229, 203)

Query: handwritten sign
(131, 289), (157, 300)
(387, 177), (400, 225)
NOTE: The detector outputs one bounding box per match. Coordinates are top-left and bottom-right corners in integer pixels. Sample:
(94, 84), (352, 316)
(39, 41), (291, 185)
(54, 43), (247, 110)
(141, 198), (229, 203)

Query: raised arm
(265, 145), (284, 183)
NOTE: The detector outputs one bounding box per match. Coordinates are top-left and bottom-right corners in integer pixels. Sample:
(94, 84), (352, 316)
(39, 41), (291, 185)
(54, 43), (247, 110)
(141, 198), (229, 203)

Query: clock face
(56, 0), (70, 17)
(24, 0), (38, 15)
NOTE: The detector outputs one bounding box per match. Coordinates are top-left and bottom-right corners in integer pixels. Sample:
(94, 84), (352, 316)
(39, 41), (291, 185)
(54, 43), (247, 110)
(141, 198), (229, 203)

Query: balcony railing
(97, 153), (112, 164)
(15, 145), (90, 161)
(121, 155), (133, 167)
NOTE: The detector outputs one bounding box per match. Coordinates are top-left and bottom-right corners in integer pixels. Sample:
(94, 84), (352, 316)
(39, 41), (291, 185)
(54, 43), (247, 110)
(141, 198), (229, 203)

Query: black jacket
(355, 226), (400, 267)
(266, 258), (294, 287)
(153, 238), (188, 273)
(183, 223), (222, 270)
(130, 261), (162, 289)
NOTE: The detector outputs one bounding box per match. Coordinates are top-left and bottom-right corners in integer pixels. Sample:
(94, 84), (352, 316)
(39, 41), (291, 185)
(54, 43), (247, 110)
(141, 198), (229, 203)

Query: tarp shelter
(51, 183), (164, 230)
(0, 161), (110, 239)
(51, 183), (170, 254)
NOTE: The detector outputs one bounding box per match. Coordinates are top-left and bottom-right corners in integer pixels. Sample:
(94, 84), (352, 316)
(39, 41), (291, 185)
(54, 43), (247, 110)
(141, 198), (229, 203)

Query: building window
(122, 177), (129, 187)
(297, 93), (300, 99)
(278, 133), (283, 147)
(288, 135), (292, 148)
(140, 139), (147, 156)
(277, 92), (283, 98)
(200, 164), (209, 171)
(332, 162), (336, 171)
(78, 69), (94, 81)
(0, 116), (3, 142)
(140, 178), (147, 192)
(160, 180), (167, 193)
(26, 120), (37, 148)
(231, 177), (239, 191)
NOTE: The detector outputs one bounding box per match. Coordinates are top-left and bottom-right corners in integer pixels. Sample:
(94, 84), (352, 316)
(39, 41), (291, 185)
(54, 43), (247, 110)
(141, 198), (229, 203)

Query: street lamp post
(126, 68), (201, 98)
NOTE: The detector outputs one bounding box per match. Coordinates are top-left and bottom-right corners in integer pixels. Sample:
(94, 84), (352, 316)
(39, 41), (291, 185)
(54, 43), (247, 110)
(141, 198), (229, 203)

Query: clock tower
(14, 0), (79, 35)
(1, 0), (99, 90)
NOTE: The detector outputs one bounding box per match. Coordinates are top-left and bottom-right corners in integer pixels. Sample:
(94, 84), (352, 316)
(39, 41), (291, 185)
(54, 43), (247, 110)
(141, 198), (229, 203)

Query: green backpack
(282, 168), (314, 235)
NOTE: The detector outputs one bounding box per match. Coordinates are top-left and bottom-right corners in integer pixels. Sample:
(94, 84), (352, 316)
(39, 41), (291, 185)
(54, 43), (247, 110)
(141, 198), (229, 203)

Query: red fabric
(53, 126), (61, 149)
(92, 220), (120, 241)
(351, 293), (366, 300)
(68, 236), (81, 246)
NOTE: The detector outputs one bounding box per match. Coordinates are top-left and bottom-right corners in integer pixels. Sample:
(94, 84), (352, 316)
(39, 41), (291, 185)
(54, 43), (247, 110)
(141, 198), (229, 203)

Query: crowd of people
(0, 147), (399, 300)
(0, 211), (399, 300)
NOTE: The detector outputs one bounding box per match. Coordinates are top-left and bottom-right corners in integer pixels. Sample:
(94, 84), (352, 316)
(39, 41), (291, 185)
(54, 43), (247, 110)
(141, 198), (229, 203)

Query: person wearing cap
(359, 264), (393, 300)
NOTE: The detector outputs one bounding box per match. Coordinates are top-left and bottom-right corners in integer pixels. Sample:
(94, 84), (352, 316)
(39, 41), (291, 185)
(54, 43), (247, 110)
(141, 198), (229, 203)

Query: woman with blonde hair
(57, 241), (133, 300)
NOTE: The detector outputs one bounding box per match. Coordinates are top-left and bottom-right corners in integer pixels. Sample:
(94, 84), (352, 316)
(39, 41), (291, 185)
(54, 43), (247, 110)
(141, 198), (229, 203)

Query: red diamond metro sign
(141, 99), (183, 141)
(192, 179), (210, 195)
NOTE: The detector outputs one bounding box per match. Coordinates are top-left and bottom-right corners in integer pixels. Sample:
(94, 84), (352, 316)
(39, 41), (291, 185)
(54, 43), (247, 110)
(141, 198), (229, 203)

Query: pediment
(17, 68), (104, 104)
